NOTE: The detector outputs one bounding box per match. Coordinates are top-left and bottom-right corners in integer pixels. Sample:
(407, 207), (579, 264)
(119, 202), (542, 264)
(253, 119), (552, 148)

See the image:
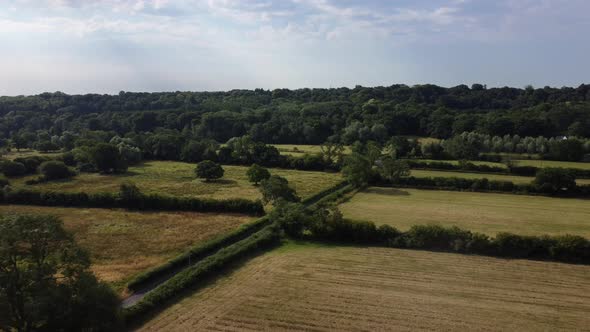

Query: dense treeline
(1, 85), (589, 153)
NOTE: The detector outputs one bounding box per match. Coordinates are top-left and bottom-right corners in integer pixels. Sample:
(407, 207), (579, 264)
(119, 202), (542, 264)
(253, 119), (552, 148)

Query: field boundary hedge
(371, 176), (590, 198)
(123, 224), (281, 324)
(126, 215), (273, 291)
(0, 189), (264, 215)
(309, 219), (590, 265)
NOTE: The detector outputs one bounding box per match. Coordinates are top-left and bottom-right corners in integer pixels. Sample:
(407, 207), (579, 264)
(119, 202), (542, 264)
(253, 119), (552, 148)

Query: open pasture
(410, 169), (590, 185)
(272, 144), (352, 156)
(0, 205), (253, 290)
(138, 243), (590, 331)
(13, 160), (342, 201)
(339, 187), (590, 237)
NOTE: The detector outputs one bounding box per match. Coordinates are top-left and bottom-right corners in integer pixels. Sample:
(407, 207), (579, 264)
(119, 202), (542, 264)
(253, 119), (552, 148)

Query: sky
(0, 0), (589, 95)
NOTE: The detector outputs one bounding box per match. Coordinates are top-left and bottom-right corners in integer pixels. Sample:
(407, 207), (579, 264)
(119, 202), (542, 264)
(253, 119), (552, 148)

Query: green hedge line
(0, 189), (264, 215)
(371, 175), (590, 197)
(123, 224), (281, 324)
(310, 219), (590, 264)
(126, 215), (273, 291)
(300, 181), (349, 206)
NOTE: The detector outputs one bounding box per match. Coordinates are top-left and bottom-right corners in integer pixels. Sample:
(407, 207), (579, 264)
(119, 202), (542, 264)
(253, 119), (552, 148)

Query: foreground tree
(195, 160), (224, 182)
(246, 164), (270, 185)
(0, 215), (120, 331)
(259, 175), (299, 204)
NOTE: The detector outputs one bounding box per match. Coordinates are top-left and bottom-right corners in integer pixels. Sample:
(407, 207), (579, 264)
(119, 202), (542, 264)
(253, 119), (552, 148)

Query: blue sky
(1, 0), (589, 95)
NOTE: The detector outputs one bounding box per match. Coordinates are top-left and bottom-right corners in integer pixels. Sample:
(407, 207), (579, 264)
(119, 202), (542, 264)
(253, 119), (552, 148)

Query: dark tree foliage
(0, 214), (121, 331)
(246, 163), (270, 185)
(195, 160), (224, 181)
(39, 160), (75, 180)
(259, 175), (299, 204)
(534, 168), (577, 193)
(91, 143), (128, 174)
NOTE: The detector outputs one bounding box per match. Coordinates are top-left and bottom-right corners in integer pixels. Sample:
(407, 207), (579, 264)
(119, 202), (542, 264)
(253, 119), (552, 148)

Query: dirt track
(137, 244), (590, 331)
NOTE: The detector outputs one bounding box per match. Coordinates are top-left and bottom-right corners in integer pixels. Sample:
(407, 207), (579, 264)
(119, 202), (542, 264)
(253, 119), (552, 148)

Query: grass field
(339, 187), (590, 237)
(515, 159), (590, 170)
(271, 144), (352, 157)
(138, 242), (590, 331)
(410, 169), (590, 185)
(2, 149), (63, 160)
(12, 161), (342, 201)
(0, 205), (253, 290)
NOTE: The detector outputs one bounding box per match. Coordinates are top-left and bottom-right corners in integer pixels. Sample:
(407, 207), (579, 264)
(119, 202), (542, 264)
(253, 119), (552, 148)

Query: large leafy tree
(259, 175), (299, 204)
(0, 215), (120, 331)
(378, 157), (410, 184)
(195, 160), (224, 181)
(342, 153), (372, 188)
(246, 164), (270, 185)
(91, 143), (127, 174)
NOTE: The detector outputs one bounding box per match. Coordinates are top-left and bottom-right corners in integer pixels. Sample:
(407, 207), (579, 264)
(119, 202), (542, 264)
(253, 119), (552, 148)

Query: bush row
(408, 160), (590, 179)
(300, 181), (350, 206)
(127, 215), (273, 291)
(310, 220), (590, 264)
(123, 224), (281, 324)
(408, 160), (507, 174)
(0, 189), (264, 215)
(371, 175), (590, 197)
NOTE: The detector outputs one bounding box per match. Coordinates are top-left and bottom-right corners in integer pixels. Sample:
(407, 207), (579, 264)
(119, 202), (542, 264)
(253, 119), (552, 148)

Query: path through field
(137, 243), (590, 331)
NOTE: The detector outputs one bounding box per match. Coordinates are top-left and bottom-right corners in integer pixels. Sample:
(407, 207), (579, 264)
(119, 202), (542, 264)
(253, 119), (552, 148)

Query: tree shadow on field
(364, 187), (410, 196)
(207, 179), (237, 186)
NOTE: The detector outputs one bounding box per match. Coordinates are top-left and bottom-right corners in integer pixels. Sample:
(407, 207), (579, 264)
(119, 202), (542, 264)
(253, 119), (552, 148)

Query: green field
(515, 159), (590, 170)
(138, 243), (590, 331)
(271, 144), (352, 156)
(2, 149), (63, 160)
(410, 169), (590, 185)
(13, 161), (342, 201)
(339, 187), (590, 237)
(0, 205), (253, 291)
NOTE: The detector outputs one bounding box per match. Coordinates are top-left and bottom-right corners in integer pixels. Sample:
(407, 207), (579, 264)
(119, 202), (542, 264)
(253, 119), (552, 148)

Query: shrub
(39, 161), (75, 180)
(0, 160), (26, 177)
(259, 175), (299, 204)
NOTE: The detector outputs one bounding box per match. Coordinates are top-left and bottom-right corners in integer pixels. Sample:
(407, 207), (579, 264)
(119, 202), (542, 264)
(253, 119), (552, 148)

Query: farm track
(137, 245), (590, 331)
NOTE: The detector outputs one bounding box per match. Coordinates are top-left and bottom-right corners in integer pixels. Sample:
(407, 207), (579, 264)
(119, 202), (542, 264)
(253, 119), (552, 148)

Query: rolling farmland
(339, 187), (590, 237)
(137, 243), (590, 331)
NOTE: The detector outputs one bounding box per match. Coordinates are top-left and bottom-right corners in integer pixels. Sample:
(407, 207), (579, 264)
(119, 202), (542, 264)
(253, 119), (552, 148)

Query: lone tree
(39, 160), (75, 181)
(534, 168), (577, 193)
(195, 160), (224, 182)
(259, 175), (299, 204)
(342, 153), (372, 188)
(378, 157), (410, 185)
(91, 143), (128, 174)
(246, 164), (270, 185)
(0, 215), (120, 331)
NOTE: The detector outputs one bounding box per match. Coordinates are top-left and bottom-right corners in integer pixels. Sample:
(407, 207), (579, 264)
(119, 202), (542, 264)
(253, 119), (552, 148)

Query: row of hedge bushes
(408, 160), (590, 178)
(371, 175), (590, 197)
(123, 224), (281, 324)
(127, 215), (273, 291)
(310, 218), (590, 264)
(300, 181), (349, 206)
(0, 189), (264, 215)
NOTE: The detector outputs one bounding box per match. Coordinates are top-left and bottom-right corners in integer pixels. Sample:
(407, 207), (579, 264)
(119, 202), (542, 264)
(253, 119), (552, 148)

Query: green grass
(13, 160), (343, 201)
(271, 144), (352, 156)
(2, 149), (63, 160)
(514, 159), (590, 170)
(410, 169), (590, 185)
(415, 159), (507, 168)
(339, 187), (590, 237)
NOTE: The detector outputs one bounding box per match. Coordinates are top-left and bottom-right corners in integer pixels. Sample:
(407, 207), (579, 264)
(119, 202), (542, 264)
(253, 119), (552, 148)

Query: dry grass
(137, 243), (590, 331)
(12, 160), (343, 201)
(0, 205), (253, 291)
(339, 187), (590, 237)
(410, 169), (590, 185)
(2, 149), (62, 160)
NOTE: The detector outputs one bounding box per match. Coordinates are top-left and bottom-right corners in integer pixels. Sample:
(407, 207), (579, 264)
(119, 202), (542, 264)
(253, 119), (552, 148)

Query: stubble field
(137, 243), (590, 331)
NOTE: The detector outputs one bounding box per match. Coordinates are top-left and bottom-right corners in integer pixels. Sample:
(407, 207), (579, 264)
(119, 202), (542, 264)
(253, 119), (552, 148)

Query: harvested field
(410, 169), (590, 185)
(13, 160), (342, 200)
(0, 205), (253, 290)
(137, 243), (590, 331)
(339, 187), (590, 237)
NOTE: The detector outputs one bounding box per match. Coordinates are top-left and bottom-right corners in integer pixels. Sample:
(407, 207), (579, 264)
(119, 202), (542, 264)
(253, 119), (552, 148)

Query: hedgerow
(123, 224), (281, 323)
(126, 215), (273, 291)
(0, 188), (264, 215)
